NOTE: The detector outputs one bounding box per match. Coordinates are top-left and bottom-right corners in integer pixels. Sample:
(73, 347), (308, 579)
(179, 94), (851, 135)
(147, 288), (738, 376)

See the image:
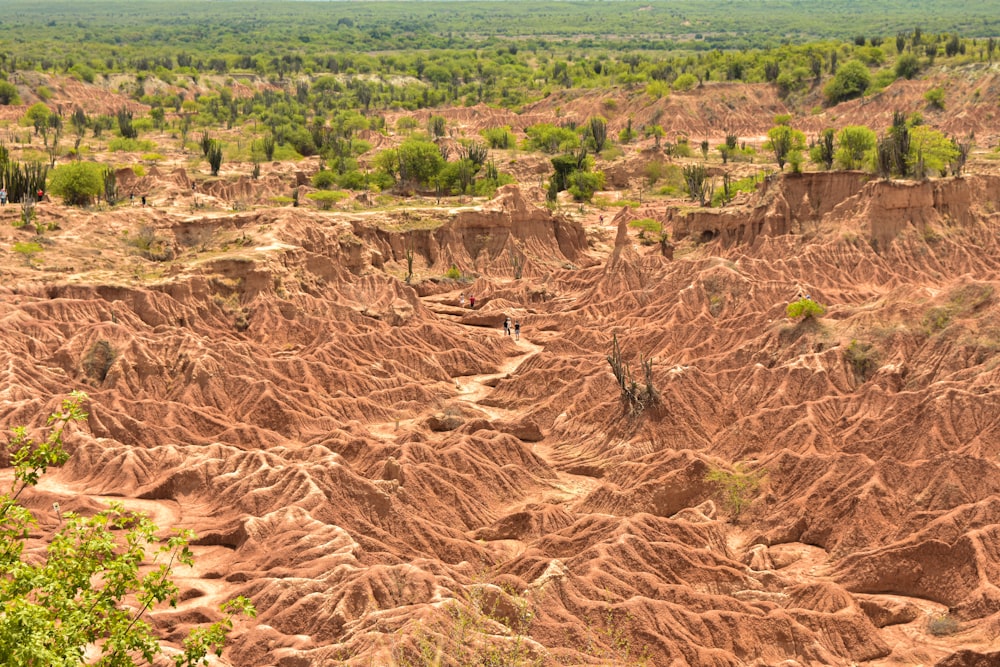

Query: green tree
(481, 126), (515, 149)
(895, 53), (921, 79)
(587, 116), (608, 153)
(908, 125), (958, 178)
(524, 123), (579, 154)
(428, 115), (447, 138)
(672, 73), (698, 91)
(810, 128), (835, 170)
(924, 87), (946, 111)
(765, 122), (806, 171)
(48, 161), (106, 206)
(25, 103), (51, 138)
(382, 136), (444, 188)
(206, 140), (223, 176)
(0, 81), (20, 106)
(567, 169), (604, 201)
(823, 60), (871, 104)
(0, 393), (255, 666)
(834, 125), (877, 170)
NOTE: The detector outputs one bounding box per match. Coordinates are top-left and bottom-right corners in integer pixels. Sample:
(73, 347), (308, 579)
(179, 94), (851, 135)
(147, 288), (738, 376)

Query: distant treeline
(0, 0), (999, 67)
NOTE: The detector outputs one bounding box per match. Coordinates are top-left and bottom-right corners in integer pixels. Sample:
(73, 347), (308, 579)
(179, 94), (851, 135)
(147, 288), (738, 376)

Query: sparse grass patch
(844, 339), (879, 381)
(705, 462), (765, 522)
(123, 224), (173, 261)
(108, 137), (156, 153)
(81, 340), (115, 384)
(628, 217), (663, 245)
(927, 614), (960, 636)
(922, 284), (994, 334)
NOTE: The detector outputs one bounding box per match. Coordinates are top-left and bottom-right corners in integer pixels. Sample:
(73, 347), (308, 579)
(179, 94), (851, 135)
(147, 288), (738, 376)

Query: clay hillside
(4, 64), (1000, 667)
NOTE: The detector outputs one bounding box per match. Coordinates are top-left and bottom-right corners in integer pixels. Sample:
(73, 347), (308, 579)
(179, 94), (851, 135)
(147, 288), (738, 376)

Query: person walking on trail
(0, 187), (6, 206)
(503, 317), (511, 336)
(514, 321), (521, 341)
(459, 292), (466, 308)
(469, 295), (475, 309)
(141, 195), (147, 207)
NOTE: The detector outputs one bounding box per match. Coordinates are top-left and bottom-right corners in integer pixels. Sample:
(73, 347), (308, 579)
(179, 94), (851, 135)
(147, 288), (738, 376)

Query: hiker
(514, 321), (521, 341)
(503, 317), (511, 335)
(129, 192), (134, 206)
(141, 195), (147, 207)
(37, 188), (44, 201)
(459, 292), (466, 308)
(0, 187), (6, 205)
(599, 214), (604, 224)
(469, 295), (475, 309)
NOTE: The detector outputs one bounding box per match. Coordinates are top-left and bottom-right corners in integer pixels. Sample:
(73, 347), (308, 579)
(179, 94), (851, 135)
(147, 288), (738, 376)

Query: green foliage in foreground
(0, 393), (255, 666)
(786, 297), (826, 319)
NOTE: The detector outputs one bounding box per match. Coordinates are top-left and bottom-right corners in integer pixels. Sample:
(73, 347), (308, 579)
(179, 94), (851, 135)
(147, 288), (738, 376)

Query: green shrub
(524, 123), (579, 154)
(306, 190), (349, 210)
(710, 172), (761, 206)
(13, 241), (43, 264)
(125, 224), (172, 261)
(924, 87), (946, 111)
(628, 218), (661, 234)
(312, 169), (337, 189)
(834, 126), (877, 170)
(895, 53), (921, 79)
(0, 81), (21, 105)
(108, 137), (155, 153)
(705, 463), (765, 521)
(824, 60), (872, 104)
(671, 141), (693, 158)
(396, 116), (419, 132)
(672, 73), (698, 91)
(48, 161), (106, 206)
(844, 339), (879, 380)
(922, 306), (952, 333)
(444, 264), (461, 280)
(645, 81), (670, 99)
(786, 297), (826, 319)
(628, 218), (663, 244)
(567, 170), (604, 202)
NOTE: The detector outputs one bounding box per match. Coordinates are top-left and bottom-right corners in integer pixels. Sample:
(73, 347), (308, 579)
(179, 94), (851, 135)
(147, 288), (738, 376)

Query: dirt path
(418, 291), (603, 511)
(37, 475), (183, 529)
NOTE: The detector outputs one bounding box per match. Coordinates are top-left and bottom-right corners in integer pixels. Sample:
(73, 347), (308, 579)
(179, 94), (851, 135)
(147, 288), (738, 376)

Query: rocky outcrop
(670, 172), (1000, 249)
(354, 185), (588, 278)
